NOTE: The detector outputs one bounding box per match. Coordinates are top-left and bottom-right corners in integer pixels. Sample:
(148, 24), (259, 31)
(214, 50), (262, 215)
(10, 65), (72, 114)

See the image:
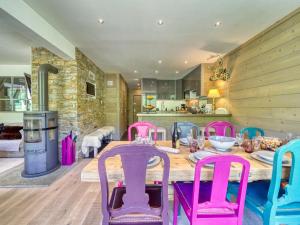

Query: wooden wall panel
(215, 8), (300, 136)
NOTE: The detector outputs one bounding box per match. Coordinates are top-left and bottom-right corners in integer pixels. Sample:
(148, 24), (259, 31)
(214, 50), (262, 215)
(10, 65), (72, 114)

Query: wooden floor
(0, 159), (102, 225)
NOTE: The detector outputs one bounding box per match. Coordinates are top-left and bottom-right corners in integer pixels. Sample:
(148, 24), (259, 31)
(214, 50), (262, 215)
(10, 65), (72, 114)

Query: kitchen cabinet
(141, 78), (157, 93)
(175, 79), (183, 99)
(157, 80), (175, 99)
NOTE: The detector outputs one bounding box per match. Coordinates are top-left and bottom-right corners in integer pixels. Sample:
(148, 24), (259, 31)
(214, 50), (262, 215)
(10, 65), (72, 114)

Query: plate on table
(156, 146), (180, 154)
(256, 150), (289, 163)
(188, 151), (216, 167)
(250, 152), (291, 167)
(180, 138), (189, 146)
(147, 156), (161, 168)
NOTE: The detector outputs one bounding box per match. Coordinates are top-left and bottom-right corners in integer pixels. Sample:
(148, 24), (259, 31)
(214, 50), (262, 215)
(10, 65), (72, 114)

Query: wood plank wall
(213, 8), (300, 136)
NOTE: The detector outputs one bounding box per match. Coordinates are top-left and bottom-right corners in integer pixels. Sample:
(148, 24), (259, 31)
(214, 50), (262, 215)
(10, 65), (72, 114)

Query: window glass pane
(0, 77), (12, 99)
(12, 77), (27, 100)
(13, 99), (28, 111)
(0, 100), (12, 111)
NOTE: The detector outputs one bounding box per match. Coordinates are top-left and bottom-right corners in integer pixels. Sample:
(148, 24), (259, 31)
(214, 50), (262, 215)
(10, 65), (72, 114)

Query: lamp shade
(207, 88), (220, 98)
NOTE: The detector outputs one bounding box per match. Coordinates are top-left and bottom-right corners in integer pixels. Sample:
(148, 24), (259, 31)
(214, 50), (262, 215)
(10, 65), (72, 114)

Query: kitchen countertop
(137, 112), (232, 117)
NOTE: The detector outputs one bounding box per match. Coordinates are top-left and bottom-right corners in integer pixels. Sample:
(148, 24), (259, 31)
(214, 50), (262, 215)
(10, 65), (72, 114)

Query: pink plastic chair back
(192, 155), (250, 224)
(128, 121), (157, 141)
(205, 121), (236, 137)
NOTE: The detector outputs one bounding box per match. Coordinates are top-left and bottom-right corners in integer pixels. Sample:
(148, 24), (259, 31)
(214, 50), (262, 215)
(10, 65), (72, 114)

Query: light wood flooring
(0, 159), (260, 225)
(0, 159), (102, 225)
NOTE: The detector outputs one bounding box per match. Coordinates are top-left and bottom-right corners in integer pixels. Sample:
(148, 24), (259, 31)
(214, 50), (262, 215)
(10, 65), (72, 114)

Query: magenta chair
(205, 121), (236, 138)
(99, 144), (170, 225)
(173, 155), (250, 225)
(128, 121), (157, 141)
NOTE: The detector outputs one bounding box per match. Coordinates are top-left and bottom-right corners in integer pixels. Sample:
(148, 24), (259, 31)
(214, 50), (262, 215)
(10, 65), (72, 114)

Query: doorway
(133, 95), (142, 123)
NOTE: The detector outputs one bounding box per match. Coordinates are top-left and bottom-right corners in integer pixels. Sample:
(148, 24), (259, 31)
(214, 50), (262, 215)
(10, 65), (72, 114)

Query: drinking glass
(236, 133), (243, 147)
(197, 135), (205, 150)
(252, 136), (262, 151)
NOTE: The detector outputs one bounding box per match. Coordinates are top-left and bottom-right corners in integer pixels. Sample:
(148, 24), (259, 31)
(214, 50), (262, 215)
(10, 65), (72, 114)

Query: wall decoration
(209, 57), (231, 81)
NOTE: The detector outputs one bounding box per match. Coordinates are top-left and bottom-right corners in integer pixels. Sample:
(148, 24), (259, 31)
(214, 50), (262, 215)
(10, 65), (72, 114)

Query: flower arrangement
(209, 57), (231, 81)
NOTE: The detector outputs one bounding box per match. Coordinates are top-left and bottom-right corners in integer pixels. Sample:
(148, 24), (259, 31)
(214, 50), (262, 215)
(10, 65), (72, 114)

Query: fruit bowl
(208, 136), (236, 151)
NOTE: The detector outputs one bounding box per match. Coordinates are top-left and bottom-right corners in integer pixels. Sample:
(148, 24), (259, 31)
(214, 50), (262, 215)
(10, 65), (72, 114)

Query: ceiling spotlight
(214, 21), (222, 27)
(98, 18), (104, 24)
(175, 70), (179, 74)
(155, 70), (159, 74)
(134, 70), (138, 74)
(158, 60), (162, 64)
(184, 60), (188, 64)
(157, 19), (164, 25)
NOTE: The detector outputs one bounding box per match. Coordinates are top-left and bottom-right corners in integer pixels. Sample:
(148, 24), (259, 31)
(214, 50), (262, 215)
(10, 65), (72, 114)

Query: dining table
(80, 140), (290, 183)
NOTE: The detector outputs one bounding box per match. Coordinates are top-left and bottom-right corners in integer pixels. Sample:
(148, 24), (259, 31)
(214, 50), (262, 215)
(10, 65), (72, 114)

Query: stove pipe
(38, 64), (58, 111)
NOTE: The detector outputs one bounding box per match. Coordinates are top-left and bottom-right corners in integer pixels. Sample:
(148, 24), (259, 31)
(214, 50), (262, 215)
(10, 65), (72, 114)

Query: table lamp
(207, 88), (220, 113)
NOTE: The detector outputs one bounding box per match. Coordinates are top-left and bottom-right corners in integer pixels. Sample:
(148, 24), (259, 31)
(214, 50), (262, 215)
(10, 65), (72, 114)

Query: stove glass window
(24, 119), (42, 143)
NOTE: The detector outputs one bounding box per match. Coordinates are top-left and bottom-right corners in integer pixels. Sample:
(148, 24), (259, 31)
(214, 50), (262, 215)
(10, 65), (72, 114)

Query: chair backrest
(267, 139), (300, 209)
(240, 127), (265, 139)
(128, 121), (157, 141)
(98, 144), (170, 222)
(192, 155), (250, 221)
(205, 121), (236, 137)
(171, 122), (200, 138)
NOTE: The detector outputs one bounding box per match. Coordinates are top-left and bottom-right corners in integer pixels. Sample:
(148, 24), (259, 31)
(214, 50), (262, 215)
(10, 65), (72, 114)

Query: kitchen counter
(137, 112), (232, 139)
(137, 112), (232, 117)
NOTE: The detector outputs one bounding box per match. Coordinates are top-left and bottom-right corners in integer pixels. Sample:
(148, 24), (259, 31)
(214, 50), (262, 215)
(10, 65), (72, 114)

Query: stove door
(24, 118), (42, 143)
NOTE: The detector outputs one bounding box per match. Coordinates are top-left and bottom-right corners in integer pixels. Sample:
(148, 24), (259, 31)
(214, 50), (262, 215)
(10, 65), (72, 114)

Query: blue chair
(228, 139), (300, 225)
(240, 127), (265, 139)
(171, 122), (200, 138)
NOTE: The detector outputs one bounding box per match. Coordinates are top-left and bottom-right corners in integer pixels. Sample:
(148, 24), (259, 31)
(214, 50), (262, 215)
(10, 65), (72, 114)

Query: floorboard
(0, 159), (260, 225)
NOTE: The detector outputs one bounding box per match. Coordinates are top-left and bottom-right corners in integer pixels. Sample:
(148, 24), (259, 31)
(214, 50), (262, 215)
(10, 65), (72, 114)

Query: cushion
(174, 181), (236, 216)
(3, 126), (23, 133)
(109, 185), (163, 224)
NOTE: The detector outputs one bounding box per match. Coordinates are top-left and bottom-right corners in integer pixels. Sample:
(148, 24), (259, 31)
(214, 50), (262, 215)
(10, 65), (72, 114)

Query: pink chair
(173, 155), (250, 225)
(205, 121), (236, 138)
(128, 121), (157, 141)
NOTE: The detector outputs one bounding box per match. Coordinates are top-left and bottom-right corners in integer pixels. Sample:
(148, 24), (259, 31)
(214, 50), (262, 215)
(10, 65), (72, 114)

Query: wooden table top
(81, 141), (290, 183)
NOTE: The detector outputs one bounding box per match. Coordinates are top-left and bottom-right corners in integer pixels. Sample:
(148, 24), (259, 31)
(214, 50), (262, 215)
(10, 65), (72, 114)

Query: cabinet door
(141, 78), (157, 93)
(175, 79), (183, 99)
(157, 80), (169, 99)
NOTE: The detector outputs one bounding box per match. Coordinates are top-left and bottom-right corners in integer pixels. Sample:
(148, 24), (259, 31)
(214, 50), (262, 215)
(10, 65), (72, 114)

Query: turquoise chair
(228, 139), (300, 225)
(240, 127), (264, 139)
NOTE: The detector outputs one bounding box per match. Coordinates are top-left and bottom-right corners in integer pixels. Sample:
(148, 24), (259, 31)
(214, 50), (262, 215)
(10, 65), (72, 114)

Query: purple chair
(128, 121), (157, 141)
(173, 155), (250, 225)
(98, 144), (170, 225)
(205, 121), (236, 138)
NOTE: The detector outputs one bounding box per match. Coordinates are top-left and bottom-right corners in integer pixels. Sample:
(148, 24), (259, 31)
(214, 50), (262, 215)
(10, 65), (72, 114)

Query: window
(0, 76), (32, 111)
(86, 81), (96, 97)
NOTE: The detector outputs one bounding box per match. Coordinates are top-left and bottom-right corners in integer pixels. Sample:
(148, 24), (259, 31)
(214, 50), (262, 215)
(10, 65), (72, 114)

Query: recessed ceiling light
(175, 70), (179, 74)
(98, 18), (104, 24)
(157, 19), (164, 25)
(134, 78), (139, 81)
(214, 21), (222, 27)
(134, 70), (138, 74)
(184, 60), (188, 64)
(155, 70), (159, 74)
(158, 60), (162, 64)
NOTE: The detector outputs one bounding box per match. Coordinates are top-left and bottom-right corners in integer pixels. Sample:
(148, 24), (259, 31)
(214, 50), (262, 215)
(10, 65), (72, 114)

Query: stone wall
(76, 49), (105, 149)
(32, 47), (106, 158)
(32, 48), (79, 158)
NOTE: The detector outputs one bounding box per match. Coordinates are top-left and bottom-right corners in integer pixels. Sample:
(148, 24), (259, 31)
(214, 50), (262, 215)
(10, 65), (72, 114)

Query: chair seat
(174, 182), (236, 217)
(109, 185), (163, 224)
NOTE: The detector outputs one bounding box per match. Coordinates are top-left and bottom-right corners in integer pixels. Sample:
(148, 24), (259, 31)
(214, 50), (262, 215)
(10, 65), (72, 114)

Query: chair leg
(173, 191), (179, 225)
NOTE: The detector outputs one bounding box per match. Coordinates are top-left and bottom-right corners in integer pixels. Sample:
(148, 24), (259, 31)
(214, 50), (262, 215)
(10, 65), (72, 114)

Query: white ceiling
(7, 1), (300, 85)
(0, 10), (32, 65)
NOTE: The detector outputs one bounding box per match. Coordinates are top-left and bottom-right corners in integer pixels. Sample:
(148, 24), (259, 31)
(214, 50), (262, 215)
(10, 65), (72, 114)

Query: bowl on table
(208, 135), (236, 152)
